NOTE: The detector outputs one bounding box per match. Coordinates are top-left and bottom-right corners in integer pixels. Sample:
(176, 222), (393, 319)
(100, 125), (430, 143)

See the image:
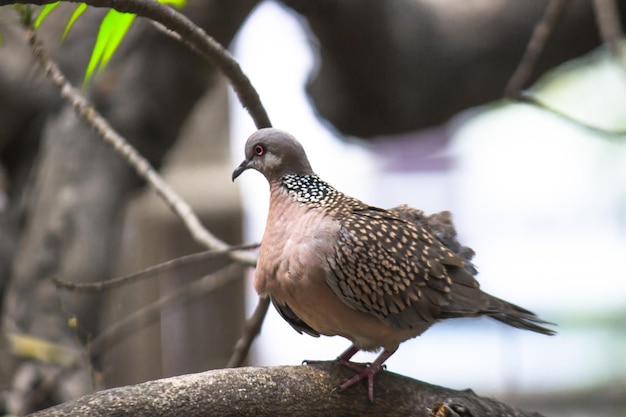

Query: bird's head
(232, 128), (314, 183)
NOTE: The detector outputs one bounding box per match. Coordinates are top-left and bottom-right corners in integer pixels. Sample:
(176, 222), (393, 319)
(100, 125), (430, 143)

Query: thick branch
(29, 363), (545, 417)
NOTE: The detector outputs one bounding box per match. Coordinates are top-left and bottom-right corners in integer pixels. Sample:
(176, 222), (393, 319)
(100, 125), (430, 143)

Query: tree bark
(29, 363), (546, 417)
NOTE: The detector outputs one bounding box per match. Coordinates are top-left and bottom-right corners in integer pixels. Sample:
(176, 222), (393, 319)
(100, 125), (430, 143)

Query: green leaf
(100, 12), (135, 69)
(72, 0), (187, 86)
(159, 0), (186, 8)
(84, 9), (135, 86)
(62, 3), (88, 40)
(33, 2), (59, 30)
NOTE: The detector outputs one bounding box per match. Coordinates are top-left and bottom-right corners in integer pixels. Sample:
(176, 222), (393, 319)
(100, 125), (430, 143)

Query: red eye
(254, 144), (265, 156)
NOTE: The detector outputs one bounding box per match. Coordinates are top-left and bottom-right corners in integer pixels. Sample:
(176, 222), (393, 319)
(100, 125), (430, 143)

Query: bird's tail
(485, 295), (556, 336)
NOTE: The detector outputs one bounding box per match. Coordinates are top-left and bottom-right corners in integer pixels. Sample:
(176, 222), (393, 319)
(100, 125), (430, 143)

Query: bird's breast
(254, 188), (337, 298)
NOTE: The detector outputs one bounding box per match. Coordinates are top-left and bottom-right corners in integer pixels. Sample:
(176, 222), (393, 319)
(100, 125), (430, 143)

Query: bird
(232, 128), (555, 402)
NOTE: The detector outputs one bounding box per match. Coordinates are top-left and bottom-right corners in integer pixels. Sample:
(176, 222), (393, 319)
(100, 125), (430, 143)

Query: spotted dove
(232, 128), (555, 402)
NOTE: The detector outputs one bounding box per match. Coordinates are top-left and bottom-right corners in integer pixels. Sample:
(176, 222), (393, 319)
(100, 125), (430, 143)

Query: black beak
(232, 159), (250, 182)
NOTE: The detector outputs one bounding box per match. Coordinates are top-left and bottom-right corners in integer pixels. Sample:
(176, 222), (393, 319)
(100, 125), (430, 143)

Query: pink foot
(333, 361), (382, 402)
(333, 346), (397, 403)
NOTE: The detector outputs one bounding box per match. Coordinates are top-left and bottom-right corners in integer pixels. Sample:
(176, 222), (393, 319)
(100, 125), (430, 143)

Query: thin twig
(592, 0), (625, 64)
(515, 93), (626, 136)
(227, 296), (270, 368)
(2, 0), (272, 129)
(88, 264), (243, 358)
(509, 1), (626, 135)
(505, 0), (569, 98)
(25, 28), (256, 267)
(53, 243), (259, 292)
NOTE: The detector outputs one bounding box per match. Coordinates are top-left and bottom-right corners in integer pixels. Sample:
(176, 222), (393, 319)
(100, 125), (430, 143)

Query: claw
(334, 362), (380, 402)
(332, 347), (397, 403)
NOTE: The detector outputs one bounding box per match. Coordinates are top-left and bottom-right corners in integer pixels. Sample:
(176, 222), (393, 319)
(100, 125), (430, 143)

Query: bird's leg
(335, 344), (363, 372)
(333, 348), (397, 403)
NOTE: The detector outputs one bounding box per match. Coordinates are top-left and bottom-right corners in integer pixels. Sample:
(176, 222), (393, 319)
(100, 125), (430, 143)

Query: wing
(389, 205), (477, 276)
(271, 296), (320, 337)
(325, 206), (488, 330)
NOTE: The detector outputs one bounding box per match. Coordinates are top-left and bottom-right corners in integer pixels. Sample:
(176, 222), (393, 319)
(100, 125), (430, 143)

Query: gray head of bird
(232, 128), (314, 183)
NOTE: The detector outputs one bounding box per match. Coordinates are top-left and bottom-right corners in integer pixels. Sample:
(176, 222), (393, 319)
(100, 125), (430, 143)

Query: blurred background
(1, 0), (625, 415)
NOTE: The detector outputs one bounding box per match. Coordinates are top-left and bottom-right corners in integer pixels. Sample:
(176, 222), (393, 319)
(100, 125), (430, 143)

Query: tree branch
(0, 0), (271, 129)
(514, 94), (626, 136)
(505, 0), (569, 98)
(87, 264), (244, 358)
(592, 0), (625, 64)
(29, 363), (546, 417)
(24, 27), (257, 266)
(227, 296), (270, 367)
(52, 243), (259, 292)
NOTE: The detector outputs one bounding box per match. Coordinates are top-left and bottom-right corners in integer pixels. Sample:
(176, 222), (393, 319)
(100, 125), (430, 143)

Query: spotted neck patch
(280, 174), (341, 208)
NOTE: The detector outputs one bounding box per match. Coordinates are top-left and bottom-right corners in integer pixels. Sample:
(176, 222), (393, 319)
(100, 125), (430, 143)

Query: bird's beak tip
(232, 160), (249, 182)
